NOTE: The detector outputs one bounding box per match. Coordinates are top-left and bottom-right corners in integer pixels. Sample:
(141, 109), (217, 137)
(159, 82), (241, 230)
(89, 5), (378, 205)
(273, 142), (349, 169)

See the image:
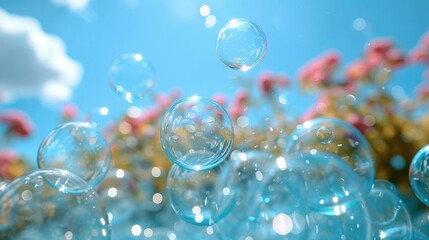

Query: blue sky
(1, 0), (429, 163)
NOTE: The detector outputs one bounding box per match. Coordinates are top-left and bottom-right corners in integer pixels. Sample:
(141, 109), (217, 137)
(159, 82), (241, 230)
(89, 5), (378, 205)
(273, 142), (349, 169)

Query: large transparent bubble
(38, 121), (111, 189)
(250, 151), (370, 239)
(284, 117), (375, 191)
(160, 95), (234, 171)
(216, 18), (267, 72)
(409, 145), (429, 207)
(0, 169), (110, 239)
(366, 180), (413, 240)
(108, 53), (155, 103)
(166, 163), (237, 226)
(412, 210), (429, 239)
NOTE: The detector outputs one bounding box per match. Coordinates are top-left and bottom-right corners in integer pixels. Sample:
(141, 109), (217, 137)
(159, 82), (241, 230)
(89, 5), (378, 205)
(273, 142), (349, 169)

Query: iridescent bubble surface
(166, 163), (237, 226)
(160, 95), (234, 171)
(216, 18), (267, 72)
(109, 53), (155, 103)
(409, 145), (429, 207)
(251, 151), (370, 239)
(0, 169), (110, 239)
(284, 117), (375, 191)
(366, 180), (413, 240)
(37, 121), (111, 189)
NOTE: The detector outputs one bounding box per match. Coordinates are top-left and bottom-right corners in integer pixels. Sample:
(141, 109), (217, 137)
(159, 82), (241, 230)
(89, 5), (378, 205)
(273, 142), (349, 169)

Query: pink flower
(0, 149), (18, 175)
(62, 104), (78, 120)
(345, 113), (370, 134)
(212, 93), (227, 107)
(0, 110), (34, 137)
(367, 39), (393, 56)
(408, 47), (429, 64)
(345, 60), (370, 82)
(156, 93), (172, 109)
(258, 71), (275, 95)
(228, 89), (249, 119)
(422, 31), (429, 49)
(386, 48), (406, 68)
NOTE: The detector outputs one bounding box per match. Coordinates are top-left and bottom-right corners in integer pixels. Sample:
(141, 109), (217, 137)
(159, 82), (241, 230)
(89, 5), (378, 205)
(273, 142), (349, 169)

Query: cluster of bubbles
(2, 17), (429, 239)
(0, 122), (112, 239)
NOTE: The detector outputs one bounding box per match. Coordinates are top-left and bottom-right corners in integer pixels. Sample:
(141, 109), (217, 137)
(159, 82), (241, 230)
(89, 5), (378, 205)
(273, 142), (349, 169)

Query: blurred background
(0, 0), (428, 167)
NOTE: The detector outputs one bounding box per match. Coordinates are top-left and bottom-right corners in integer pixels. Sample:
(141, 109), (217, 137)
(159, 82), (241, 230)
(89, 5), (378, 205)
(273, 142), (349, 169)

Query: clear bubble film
(0, 168), (110, 239)
(216, 18), (267, 72)
(284, 117), (375, 191)
(160, 95), (234, 171)
(109, 53), (155, 103)
(250, 150), (370, 239)
(166, 163), (237, 226)
(366, 179), (413, 240)
(38, 121), (111, 189)
(409, 144), (429, 207)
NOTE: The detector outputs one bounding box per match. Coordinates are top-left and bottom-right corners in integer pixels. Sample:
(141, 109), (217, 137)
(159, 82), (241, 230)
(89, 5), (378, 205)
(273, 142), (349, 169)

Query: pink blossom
(0, 149), (18, 175)
(276, 74), (291, 88)
(212, 93), (227, 107)
(345, 60), (370, 82)
(367, 39), (393, 56)
(62, 104), (79, 120)
(156, 93), (172, 109)
(345, 113), (369, 134)
(0, 110), (34, 137)
(258, 72), (275, 95)
(408, 47), (429, 64)
(386, 49), (406, 68)
(422, 31), (429, 49)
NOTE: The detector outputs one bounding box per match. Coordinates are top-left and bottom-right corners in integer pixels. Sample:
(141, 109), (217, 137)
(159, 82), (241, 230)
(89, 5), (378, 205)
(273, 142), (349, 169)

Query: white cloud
(52, 0), (90, 12)
(0, 9), (82, 104)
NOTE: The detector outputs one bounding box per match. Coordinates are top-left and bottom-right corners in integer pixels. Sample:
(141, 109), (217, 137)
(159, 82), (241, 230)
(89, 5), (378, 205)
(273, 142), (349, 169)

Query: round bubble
(250, 151), (370, 239)
(0, 169), (110, 239)
(412, 210), (429, 238)
(38, 121), (111, 189)
(216, 18), (267, 72)
(366, 180), (413, 239)
(166, 163), (237, 226)
(409, 145), (429, 207)
(97, 168), (138, 226)
(284, 117), (375, 191)
(109, 53), (155, 103)
(160, 95), (234, 171)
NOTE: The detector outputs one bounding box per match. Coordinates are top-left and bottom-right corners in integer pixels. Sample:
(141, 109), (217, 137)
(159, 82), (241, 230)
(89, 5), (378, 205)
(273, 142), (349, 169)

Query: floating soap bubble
(366, 180), (413, 240)
(216, 18), (267, 72)
(285, 117), (375, 191)
(0, 169), (110, 239)
(250, 151), (370, 239)
(166, 163), (237, 226)
(109, 53), (155, 103)
(409, 145), (429, 207)
(412, 210), (429, 238)
(97, 168), (138, 226)
(38, 121), (111, 189)
(160, 95), (234, 171)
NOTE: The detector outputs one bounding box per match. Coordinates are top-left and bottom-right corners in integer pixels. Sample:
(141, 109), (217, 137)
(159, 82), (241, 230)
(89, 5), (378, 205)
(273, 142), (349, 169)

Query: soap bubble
(251, 151), (370, 239)
(412, 210), (429, 238)
(284, 117), (375, 191)
(409, 145), (429, 206)
(38, 121), (111, 189)
(166, 163), (237, 226)
(216, 18), (267, 72)
(109, 53), (155, 103)
(97, 168), (138, 226)
(366, 180), (413, 240)
(160, 95), (234, 171)
(0, 169), (110, 239)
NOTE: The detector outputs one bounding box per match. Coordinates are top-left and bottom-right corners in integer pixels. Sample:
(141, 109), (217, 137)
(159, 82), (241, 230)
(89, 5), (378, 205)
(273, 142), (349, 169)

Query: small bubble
(316, 126), (334, 144)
